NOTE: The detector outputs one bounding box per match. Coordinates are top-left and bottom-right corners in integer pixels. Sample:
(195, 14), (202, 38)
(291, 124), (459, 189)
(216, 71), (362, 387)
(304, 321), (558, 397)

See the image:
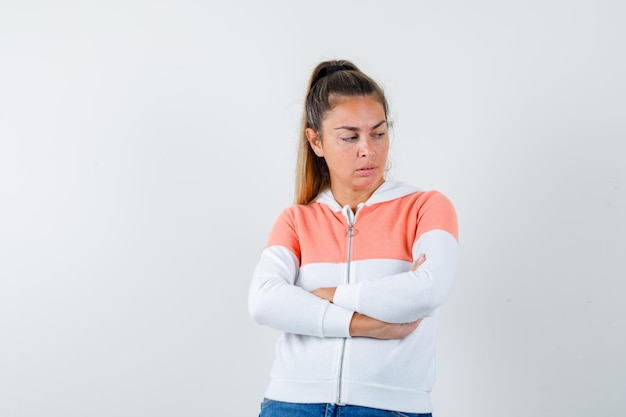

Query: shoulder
(380, 184), (457, 240)
(266, 203), (333, 251)
(374, 181), (455, 210)
(270, 202), (331, 233)
(409, 190), (458, 241)
(412, 189), (455, 209)
(277, 202), (329, 219)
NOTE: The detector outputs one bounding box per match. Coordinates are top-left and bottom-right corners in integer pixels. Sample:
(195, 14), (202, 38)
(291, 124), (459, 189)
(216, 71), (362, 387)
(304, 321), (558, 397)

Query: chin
(354, 176), (384, 189)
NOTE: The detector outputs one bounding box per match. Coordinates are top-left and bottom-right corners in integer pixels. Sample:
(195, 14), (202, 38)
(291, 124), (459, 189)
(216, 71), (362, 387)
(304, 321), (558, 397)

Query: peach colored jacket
(249, 181), (459, 413)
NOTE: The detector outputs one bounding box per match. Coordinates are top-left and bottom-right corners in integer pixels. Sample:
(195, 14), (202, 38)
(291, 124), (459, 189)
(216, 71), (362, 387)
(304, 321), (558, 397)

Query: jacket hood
(315, 180), (421, 211)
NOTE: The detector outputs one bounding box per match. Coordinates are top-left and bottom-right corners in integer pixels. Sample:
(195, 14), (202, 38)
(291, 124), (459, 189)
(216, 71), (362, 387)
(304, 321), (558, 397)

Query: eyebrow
(333, 120), (388, 131)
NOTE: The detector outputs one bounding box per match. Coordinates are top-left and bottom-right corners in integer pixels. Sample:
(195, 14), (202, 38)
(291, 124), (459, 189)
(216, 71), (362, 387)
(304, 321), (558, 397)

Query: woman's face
(306, 95), (389, 203)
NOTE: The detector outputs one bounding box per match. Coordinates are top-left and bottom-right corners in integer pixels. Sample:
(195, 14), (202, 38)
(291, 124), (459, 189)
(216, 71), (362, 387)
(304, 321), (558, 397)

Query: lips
(357, 165), (377, 171)
(356, 165), (378, 175)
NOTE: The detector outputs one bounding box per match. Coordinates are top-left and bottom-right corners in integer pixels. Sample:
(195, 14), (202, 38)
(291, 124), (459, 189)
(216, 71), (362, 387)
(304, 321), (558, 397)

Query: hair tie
(312, 64), (350, 86)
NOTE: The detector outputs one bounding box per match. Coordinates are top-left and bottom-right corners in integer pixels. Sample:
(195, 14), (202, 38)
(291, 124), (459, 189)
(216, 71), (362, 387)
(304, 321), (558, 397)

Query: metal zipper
(336, 204), (360, 405)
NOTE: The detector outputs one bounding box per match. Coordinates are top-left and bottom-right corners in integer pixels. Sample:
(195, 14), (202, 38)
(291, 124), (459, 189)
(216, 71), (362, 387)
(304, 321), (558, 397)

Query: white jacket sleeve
(248, 245), (354, 338)
(332, 229), (459, 323)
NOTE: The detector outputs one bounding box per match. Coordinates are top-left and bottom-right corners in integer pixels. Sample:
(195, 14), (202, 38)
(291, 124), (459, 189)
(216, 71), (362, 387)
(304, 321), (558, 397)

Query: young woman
(248, 60), (459, 417)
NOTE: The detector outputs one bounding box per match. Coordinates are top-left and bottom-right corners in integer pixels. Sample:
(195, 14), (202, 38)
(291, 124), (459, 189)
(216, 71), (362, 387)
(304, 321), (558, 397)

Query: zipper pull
(341, 205), (354, 225)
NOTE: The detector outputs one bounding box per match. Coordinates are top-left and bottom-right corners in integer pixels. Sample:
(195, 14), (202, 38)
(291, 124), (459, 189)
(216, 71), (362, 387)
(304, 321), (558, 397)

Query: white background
(1, 1), (624, 416)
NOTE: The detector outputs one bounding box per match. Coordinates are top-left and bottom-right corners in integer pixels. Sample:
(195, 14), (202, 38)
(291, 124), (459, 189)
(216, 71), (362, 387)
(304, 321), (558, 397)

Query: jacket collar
(315, 180), (421, 211)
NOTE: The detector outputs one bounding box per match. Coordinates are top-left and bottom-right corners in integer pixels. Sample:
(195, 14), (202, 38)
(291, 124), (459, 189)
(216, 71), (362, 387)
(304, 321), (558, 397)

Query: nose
(358, 138), (374, 157)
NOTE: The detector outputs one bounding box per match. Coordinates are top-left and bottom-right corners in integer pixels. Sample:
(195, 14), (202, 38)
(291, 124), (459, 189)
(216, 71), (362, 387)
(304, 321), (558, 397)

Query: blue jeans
(258, 398), (432, 417)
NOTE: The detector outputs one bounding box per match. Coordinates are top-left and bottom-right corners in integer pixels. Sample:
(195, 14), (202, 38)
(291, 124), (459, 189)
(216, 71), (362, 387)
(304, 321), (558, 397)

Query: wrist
(349, 312), (381, 337)
(312, 287), (336, 303)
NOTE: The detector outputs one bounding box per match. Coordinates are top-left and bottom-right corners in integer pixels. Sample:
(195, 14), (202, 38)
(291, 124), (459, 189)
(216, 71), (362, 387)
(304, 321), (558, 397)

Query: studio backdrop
(1, 1), (624, 416)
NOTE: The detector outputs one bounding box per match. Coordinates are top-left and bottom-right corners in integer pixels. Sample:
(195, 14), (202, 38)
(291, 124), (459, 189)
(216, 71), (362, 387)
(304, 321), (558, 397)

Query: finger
(411, 253), (426, 271)
(412, 318), (423, 330)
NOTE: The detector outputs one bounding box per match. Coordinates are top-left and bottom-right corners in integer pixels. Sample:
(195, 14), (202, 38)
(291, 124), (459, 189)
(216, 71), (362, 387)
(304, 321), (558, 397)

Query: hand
(349, 313), (422, 339)
(411, 253), (426, 271)
(310, 287), (336, 303)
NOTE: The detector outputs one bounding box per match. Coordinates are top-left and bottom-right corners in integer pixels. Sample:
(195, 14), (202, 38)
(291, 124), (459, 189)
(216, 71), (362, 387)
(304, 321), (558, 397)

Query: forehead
(324, 95), (386, 128)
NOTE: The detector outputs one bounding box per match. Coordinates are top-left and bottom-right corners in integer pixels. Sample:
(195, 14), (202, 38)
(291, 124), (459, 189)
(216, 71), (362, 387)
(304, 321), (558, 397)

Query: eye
(341, 136), (358, 142)
(372, 131), (386, 138)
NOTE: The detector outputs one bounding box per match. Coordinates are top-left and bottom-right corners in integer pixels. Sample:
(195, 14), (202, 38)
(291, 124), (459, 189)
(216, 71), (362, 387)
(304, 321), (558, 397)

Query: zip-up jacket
(248, 181), (459, 413)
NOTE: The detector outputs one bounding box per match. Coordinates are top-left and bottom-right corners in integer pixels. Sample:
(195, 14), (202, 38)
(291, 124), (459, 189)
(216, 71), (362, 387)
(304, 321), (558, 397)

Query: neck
(331, 179), (385, 212)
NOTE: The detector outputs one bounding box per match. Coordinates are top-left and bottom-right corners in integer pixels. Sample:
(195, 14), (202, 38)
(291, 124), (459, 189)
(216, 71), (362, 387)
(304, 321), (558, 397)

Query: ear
(305, 128), (324, 157)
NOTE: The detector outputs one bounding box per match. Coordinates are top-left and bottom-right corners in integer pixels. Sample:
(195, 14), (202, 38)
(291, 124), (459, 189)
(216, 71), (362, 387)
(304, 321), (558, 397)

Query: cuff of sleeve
(332, 284), (360, 312)
(321, 303), (353, 337)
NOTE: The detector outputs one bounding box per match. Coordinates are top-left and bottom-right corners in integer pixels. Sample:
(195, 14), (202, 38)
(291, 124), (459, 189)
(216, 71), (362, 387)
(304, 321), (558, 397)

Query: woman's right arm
(248, 245), (418, 339)
(248, 245), (355, 338)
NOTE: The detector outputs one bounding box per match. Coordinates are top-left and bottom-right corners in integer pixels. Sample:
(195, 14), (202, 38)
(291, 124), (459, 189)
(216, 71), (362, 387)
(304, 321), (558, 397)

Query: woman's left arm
(330, 229), (458, 323)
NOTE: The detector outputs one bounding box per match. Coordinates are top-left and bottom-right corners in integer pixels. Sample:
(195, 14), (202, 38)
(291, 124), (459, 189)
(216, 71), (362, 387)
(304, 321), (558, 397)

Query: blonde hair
(294, 60), (389, 205)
